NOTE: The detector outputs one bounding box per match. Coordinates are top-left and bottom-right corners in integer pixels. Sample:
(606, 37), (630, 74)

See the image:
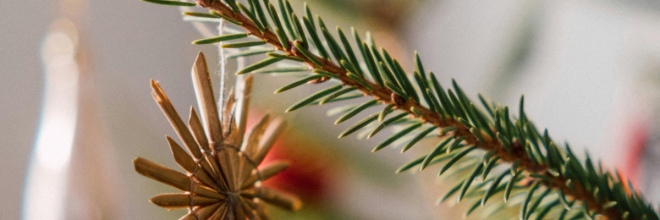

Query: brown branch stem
(196, 1), (620, 219)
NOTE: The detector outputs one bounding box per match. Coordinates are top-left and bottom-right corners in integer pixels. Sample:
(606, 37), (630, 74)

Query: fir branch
(144, 0), (659, 219)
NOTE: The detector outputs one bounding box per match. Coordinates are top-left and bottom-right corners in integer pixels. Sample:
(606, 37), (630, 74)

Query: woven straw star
(134, 52), (301, 220)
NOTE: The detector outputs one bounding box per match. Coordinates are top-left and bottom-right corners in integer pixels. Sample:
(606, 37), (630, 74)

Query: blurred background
(3, 0), (660, 219)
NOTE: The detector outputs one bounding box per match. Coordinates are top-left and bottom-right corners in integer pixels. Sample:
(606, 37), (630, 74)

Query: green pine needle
(347, 72), (372, 91)
(439, 181), (463, 204)
(274, 75), (323, 94)
(379, 104), (395, 122)
(419, 138), (452, 171)
(481, 156), (500, 180)
(504, 170), (520, 203)
(303, 16), (329, 59)
(142, 0), (196, 6)
(482, 171), (509, 207)
(236, 57), (282, 75)
(368, 113), (408, 139)
(521, 181), (541, 220)
(372, 122), (422, 152)
(439, 146), (477, 175)
(226, 48), (275, 59)
(338, 28), (362, 76)
(294, 41), (322, 66)
(285, 85), (342, 112)
(312, 94), (362, 105)
(385, 82), (408, 99)
(192, 33), (249, 45)
(253, 67), (309, 74)
(320, 87), (359, 105)
(221, 40), (267, 48)
(182, 12), (220, 19)
(456, 162), (484, 202)
(209, 11), (243, 25)
(440, 126), (456, 134)
(335, 99), (379, 124)
(401, 126), (436, 153)
(267, 52), (305, 62)
(238, 2), (264, 32)
(338, 112), (382, 138)
(396, 155), (426, 174)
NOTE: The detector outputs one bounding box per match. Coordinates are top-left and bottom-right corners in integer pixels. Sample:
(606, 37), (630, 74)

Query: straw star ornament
(134, 52), (301, 220)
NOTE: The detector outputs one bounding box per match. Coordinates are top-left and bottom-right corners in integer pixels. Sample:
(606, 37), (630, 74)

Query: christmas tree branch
(194, 0), (619, 218)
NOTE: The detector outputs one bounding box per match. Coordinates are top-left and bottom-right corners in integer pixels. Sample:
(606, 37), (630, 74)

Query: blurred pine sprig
(143, 0), (660, 219)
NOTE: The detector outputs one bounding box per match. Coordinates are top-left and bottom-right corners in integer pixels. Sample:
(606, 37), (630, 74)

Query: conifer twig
(194, 0), (621, 218)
